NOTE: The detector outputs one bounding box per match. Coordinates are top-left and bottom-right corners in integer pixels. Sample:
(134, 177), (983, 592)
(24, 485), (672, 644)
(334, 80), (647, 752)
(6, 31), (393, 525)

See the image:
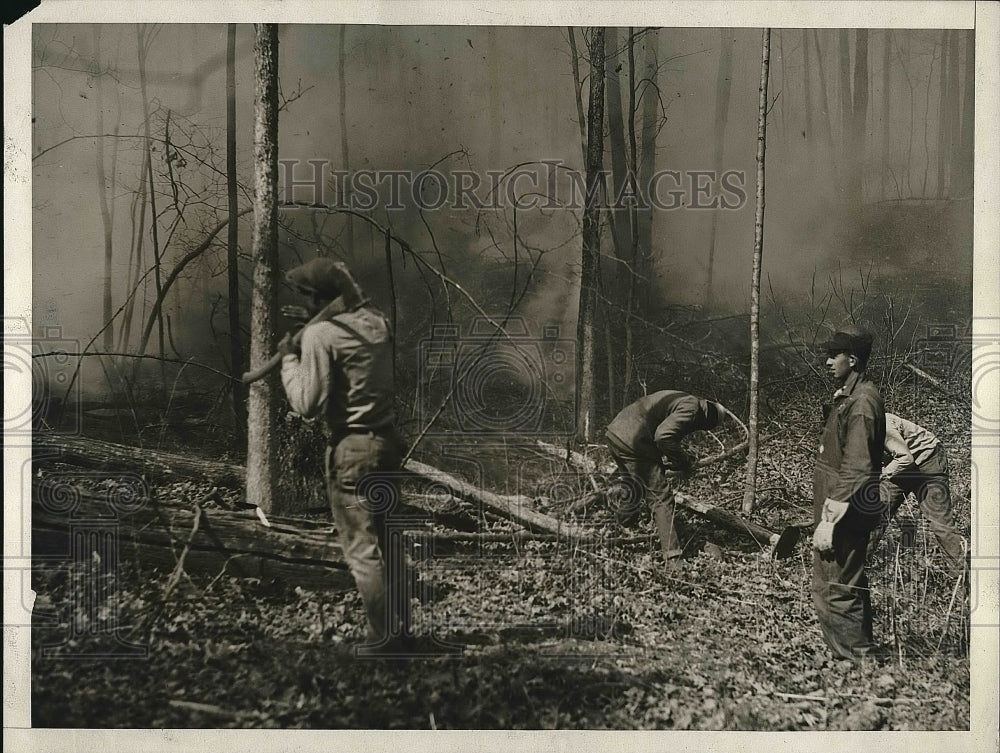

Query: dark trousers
(606, 433), (683, 562)
(876, 448), (964, 566)
(812, 522), (876, 659)
(326, 430), (410, 645)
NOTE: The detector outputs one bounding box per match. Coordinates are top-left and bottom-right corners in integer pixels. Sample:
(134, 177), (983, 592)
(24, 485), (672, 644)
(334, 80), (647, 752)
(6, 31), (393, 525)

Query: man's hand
(277, 331), (299, 358)
(812, 498), (850, 551)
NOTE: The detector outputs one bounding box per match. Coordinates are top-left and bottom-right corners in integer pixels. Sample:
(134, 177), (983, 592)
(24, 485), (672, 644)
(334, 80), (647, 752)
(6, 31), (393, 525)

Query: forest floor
(30, 381), (973, 730)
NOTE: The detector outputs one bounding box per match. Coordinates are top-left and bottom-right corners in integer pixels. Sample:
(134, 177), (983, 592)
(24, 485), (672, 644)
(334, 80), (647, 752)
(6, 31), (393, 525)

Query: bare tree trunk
(936, 30), (949, 199)
(93, 28), (115, 353)
(958, 30), (974, 197)
(742, 29), (771, 515)
(838, 29), (852, 175)
(947, 29), (963, 191)
(604, 28), (632, 264)
(338, 25), (354, 256)
(802, 28), (813, 139)
(881, 30), (891, 199)
(706, 29), (733, 304)
(567, 27), (588, 164)
(227, 24), (246, 430)
(136, 24), (165, 380)
(848, 29), (869, 207)
(246, 24), (281, 513)
(812, 30), (838, 186)
(636, 30), (658, 312)
(576, 27), (606, 443)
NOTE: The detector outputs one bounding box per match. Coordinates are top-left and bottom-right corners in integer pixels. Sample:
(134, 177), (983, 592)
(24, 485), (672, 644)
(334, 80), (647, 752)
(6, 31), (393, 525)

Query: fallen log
(31, 474), (354, 591)
(403, 459), (591, 543)
(33, 433), (245, 488)
(34, 433), (590, 542)
(534, 438), (798, 557)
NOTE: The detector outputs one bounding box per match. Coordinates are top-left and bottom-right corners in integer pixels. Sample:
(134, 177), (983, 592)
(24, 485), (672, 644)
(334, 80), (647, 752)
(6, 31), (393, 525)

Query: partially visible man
(876, 412), (966, 566)
(812, 325), (886, 660)
(278, 257), (411, 651)
(605, 390), (728, 566)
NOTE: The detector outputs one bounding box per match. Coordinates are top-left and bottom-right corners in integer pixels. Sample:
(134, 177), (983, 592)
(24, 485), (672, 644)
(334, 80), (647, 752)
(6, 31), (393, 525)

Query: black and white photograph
(4, 1), (998, 748)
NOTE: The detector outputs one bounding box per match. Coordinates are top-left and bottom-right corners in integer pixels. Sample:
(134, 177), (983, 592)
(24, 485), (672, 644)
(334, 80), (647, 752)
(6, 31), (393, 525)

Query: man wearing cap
(874, 412), (966, 566)
(278, 257), (411, 651)
(812, 325), (886, 660)
(604, 391), (729, 566)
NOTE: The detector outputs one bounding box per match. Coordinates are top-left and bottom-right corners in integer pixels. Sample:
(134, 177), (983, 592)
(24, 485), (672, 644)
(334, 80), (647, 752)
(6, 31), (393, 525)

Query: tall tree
(576, 27), (606, 442)
(604, 28), (632, 268)
(838, 30), (852, 161)
(881, 30), (891, 199)
(92, 27), (114, 353)
(705, 29), (734, 304)
(958, 30), (974, 197)
(947, 29), (963, 190)
(636, 29), (658, 310)
(742, 29), (771, 515)
(802, 28), (813, 139)
(227, 24), (246, 429)
(936, 30), (949, 199)
(338, 25), (354, 257)
(246, 23), (281, 513)
(846, 28), (869, 207)
(812, 30), (838, 183)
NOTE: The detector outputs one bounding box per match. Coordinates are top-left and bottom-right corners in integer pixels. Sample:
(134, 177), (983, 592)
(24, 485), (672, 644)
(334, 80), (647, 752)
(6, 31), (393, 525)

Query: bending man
(605, 390), (728, 566)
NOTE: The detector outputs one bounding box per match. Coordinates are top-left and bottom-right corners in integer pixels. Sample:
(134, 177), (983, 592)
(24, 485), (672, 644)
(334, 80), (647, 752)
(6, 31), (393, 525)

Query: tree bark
(567, 27), (588, 164)
(93, 28), (115, 354)
(812, 30), (838, 185)
(838, 29), (852, 172)
(936, 30), (949, 198)
(338, 25), (354, 256)
(958, 30), (974, 197)
(881, 30), (892, 199)
(847, 28), (869, 207)
(604, 29), (633, 266)
(136, 24), (166, 380)
(636, 30), (658, 312)
(576, 27), (606, 443)
(742, 29), (770, 515)
(947, 29), (963, 192)
(246, 24), (282, 513)
(802, 28), (813, 140)
(227, 24), (247, 430)
(705, 29), (733, 304)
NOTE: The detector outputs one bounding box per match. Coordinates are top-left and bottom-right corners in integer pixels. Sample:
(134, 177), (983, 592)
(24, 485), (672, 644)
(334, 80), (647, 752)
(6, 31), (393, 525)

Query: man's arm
(653, 397), (699, 470)
(882, 423), (915, 479)
(280, 323), (332, 419)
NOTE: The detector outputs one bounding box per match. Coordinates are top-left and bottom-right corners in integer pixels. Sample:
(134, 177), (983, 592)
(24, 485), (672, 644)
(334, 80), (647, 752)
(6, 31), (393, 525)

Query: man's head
(285, 258), (367, 314)
(821, 325), (874, 381)
(699, 399), (727, 430)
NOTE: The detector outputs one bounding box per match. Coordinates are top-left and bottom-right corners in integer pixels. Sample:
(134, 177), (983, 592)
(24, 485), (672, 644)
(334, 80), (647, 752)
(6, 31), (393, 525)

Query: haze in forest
(30, 24), (974, 400)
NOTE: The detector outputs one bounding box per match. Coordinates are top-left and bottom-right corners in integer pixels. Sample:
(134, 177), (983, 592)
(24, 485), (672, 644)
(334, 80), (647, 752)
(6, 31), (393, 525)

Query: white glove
(812, 498), (850, 551)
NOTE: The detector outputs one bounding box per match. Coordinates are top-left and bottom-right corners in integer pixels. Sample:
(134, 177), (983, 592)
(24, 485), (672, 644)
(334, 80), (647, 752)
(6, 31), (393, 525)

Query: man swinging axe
(604, 390), (731, 566)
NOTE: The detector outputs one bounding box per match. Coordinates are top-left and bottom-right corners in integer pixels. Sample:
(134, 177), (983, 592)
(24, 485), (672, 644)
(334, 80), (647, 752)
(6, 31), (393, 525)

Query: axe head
(772, 526), (801, 560)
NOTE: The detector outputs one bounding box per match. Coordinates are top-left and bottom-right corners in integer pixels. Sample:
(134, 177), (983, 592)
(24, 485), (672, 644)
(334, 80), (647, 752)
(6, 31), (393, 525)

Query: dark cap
(820, 325), (874, 361)
(285, 258), (368, 308)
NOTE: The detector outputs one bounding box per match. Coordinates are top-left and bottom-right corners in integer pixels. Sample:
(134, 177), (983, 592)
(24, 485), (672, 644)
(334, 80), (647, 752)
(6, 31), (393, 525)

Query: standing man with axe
(811, 325), (886, 660)
(604, 391), (729, 566)
(277, 257), (412, 652)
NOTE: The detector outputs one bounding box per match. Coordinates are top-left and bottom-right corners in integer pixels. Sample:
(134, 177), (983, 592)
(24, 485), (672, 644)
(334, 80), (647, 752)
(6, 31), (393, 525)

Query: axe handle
(241, 297), (347, 385)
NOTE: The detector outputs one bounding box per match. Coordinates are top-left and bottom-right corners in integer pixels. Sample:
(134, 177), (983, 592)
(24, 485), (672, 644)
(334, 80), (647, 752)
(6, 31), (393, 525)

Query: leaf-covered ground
(31, 385), (972, 729)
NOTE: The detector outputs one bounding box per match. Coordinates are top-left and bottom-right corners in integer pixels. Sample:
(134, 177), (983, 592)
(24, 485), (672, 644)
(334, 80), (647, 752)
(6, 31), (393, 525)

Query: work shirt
(813, 370), (886, 526)
(606, 390), (714, 467)
(883, 412), (941, 477)
(281, 306), (396, 432)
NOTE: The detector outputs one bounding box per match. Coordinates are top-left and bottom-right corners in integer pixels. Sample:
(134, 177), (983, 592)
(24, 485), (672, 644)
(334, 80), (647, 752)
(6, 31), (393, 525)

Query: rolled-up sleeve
(280, 325), (332, 419)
